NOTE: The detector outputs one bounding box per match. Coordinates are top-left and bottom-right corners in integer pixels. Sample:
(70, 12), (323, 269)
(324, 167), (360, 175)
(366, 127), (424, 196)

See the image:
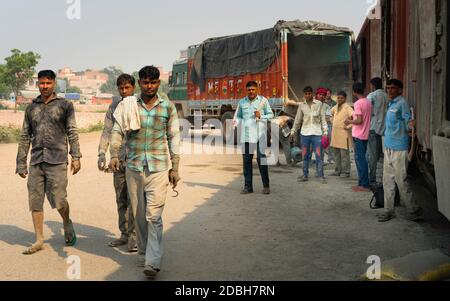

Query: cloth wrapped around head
(316, 88), (328, 99)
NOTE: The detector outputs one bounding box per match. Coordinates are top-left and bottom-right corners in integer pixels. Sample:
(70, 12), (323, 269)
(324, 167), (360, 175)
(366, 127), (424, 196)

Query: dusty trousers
(126, 168), (169, 270)
(383, 149), (419, 214)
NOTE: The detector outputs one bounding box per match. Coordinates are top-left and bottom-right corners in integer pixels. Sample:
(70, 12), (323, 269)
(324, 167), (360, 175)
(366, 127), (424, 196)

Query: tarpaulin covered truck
(168, 20), (354, 142)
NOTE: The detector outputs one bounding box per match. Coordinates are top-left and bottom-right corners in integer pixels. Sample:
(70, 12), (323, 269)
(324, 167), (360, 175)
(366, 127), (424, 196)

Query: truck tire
(221, 111), (237, 145)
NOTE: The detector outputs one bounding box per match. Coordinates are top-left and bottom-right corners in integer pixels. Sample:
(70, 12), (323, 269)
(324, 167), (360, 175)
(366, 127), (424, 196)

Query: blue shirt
(236, 95), (274, 144)
(384, 96), (411, 151)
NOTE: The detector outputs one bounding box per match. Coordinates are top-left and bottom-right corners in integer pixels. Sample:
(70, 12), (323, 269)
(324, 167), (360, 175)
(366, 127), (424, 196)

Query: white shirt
(291, 99), (328, 136)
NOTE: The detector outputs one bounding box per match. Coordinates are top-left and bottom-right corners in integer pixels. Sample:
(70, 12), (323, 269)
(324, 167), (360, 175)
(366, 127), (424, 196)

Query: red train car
(356, 0), (450, 220)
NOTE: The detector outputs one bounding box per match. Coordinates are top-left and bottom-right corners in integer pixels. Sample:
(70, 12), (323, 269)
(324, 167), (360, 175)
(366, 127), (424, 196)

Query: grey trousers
(325, 124), (334, 162)
(367, 131), (383, 184)
(113, 171), (135, 239)
(383, 149), (419, 215)
(126, 168), (169, 270)
(334, 148), (351, 175)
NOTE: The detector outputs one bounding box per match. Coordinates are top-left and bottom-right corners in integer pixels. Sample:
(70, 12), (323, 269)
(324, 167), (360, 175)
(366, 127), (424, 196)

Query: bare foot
(22, 242), (44, 255)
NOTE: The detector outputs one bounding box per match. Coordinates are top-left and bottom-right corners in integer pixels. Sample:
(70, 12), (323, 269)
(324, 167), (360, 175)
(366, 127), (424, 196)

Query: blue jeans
(353, 138), (369, 188)
(301, 135), (324, 178)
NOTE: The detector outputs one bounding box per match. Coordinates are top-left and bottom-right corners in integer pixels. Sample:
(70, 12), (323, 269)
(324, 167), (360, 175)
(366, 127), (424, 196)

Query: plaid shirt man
(110, 95), (180, 173)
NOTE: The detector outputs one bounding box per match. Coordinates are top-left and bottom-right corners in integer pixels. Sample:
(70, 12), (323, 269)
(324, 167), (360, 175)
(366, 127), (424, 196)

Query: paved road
(1, 131), (449, 280)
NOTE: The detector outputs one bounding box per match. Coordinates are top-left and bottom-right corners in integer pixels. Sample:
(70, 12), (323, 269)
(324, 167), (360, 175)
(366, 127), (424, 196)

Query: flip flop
(64, 219), (77, 246)
(108, 238), (127, 247)
(22, 243), (44, 255)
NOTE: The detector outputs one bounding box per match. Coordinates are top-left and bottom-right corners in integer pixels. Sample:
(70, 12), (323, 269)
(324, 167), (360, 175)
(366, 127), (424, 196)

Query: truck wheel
(221, 111), (237, 145)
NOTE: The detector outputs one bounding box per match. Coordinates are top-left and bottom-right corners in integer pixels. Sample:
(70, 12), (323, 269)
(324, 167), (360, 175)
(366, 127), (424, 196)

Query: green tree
(100, 66), (123, 96)
(1, 49), (40, 112)
(0, 65), (11, 98)
(132, 71), (141, 94)
(66, 86), (82, 94)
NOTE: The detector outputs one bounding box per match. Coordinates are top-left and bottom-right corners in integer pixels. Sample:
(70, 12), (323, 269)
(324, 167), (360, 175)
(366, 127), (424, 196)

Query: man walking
(110, 66), (181, 279)
(377, 79), (423, 222)
(345, 83), (372, 192)
(98, 73), (137, 252)
(367, 77), (388, 185)
(16, 70), (81, 255)
(329, 91), (354, 178)
(291, 86), (328, 184)
(236, 81), (274, 195)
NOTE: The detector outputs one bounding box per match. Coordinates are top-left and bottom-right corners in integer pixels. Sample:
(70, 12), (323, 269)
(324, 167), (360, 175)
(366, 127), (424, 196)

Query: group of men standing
(333, 78), (423, 222)
(237, 78), (424, 223)
(16, 66), (180, 280)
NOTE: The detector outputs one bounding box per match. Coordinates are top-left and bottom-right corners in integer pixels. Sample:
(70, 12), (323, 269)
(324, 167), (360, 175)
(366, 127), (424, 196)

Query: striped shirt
(110, 95), (180, 173)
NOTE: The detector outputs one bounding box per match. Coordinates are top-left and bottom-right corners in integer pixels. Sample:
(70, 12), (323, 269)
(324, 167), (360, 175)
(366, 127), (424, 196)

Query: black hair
(386, 79), (404, 89)
(370, 77), (383, 90)
(303, 86), (313, 93)
(246, 81), (258, 88)
(38, 70), (56, 80)
(337, 91), (347, 98)
(117, 73), (135, 87)
(352, 82), (365, 95)
(138, 66), (160, 80)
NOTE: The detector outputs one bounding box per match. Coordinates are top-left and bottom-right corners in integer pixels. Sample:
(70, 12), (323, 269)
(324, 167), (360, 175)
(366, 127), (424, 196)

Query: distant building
(24, 73), (39, 91)
(58, 67), (109, 95)
(92, 93), (113, 105)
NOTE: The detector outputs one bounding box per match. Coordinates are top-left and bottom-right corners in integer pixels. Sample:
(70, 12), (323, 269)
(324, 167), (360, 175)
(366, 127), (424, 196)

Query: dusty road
(0, 131), (449, 281)
(0, 110), (105, 129)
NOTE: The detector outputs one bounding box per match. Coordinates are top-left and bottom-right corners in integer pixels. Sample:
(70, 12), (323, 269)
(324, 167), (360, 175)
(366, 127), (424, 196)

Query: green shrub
(17, 104), (28, 111)
(79, 121), (104, 133)
(0, 121), (104, 144)
(0, 126), (21, 144)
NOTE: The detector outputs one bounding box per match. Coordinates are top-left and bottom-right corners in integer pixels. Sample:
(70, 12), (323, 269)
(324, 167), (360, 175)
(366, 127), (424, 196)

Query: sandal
(64, 219), (77, 246)
(378, 212), (396, 223)
(108, 237), (128, 247)
(22, 243), (44, 255)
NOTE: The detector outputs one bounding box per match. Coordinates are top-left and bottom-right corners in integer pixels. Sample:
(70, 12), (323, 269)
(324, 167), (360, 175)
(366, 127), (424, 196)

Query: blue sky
(0, 0), (371, 73)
